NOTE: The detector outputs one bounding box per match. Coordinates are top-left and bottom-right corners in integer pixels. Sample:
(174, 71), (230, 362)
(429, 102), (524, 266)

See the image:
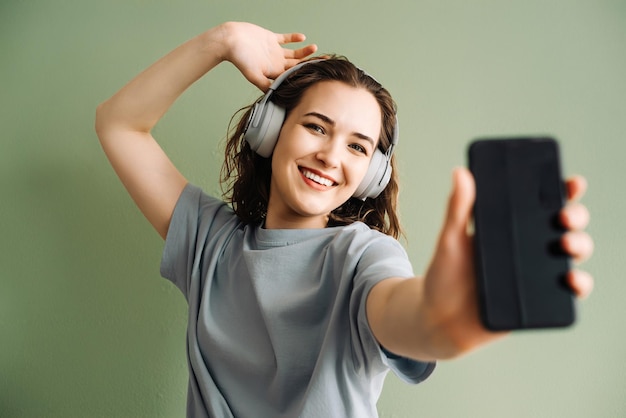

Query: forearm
(368, 277), (449, 362)
(368, 276), (497, 362)
(95, 25), (228, 135)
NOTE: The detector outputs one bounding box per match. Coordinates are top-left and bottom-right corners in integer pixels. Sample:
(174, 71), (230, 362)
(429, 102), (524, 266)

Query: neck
(263, 212), (329, 230)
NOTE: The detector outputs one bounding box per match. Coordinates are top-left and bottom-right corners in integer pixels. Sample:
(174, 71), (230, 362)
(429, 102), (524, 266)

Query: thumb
(443, 167), (476, 235)
(240, 69), (272, 92)
(250, 74), (272, 93)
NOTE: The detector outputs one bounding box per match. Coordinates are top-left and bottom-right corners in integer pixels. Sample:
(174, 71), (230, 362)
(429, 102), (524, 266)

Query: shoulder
(328, 222), (412, 276)
(175, 184), (233, 217)
(167, 183), (243, 240)
(338, 222), (407, 253)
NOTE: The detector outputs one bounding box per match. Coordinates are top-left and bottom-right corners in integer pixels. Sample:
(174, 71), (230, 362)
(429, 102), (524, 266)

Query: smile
(300, 168), (337, 187)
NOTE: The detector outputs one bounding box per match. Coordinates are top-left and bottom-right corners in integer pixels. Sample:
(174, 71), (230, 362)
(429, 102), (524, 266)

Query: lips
(299, 167), (337, 187)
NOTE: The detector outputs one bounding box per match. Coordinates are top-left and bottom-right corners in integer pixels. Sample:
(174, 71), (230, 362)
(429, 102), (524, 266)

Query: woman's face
(266, 80), (382, 229)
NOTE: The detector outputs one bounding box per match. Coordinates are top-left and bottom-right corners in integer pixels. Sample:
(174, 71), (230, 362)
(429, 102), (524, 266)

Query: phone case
(468, 137), (575, 330)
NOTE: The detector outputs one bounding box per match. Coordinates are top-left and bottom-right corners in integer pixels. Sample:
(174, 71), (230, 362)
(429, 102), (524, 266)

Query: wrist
(197, 23), (234, 64)
(205, 21), (244, 64)
(419, 287), (505, 359)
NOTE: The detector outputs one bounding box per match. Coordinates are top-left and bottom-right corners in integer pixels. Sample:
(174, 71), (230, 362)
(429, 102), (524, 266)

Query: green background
(2, 0), (625, 417)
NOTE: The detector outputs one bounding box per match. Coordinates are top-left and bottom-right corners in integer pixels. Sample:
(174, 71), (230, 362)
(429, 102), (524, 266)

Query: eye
(304, 123), (325, 135)
(349, 143), (368, 155)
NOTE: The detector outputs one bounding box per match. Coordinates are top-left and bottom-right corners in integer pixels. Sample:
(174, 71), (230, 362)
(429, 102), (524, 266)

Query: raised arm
(95, 22), (317, 239)
(367, 168), (595, 361)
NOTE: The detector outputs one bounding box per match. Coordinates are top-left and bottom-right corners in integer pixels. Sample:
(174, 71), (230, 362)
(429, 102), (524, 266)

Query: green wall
(2, 0), (625, 416)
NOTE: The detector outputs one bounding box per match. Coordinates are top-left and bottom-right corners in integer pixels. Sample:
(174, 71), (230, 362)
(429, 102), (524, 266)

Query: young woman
(95, 21), (594, 418)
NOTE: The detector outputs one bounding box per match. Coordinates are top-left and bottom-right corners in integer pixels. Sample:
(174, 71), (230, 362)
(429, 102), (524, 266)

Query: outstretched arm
(367, 168), (594, 361)
(95, 22), (317, 238)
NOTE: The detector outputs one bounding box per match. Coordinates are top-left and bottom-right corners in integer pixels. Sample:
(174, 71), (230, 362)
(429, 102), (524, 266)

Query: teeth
(302, 169), (334, 187)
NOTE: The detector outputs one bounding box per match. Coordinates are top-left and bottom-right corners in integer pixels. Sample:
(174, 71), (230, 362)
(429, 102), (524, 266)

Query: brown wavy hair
(220, 56), (402, 239)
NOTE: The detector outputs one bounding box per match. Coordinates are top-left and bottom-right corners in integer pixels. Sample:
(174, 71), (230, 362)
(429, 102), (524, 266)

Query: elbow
(94, 101), (110, 142)
(94, 100), (151, 141)
(94, 100), (125, 144)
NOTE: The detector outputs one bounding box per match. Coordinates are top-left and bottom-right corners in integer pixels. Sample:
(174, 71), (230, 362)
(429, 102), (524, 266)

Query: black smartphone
(468, 137), (575, 331)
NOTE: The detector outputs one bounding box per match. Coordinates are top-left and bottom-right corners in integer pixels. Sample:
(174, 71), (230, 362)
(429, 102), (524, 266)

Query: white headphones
(243, 60), (398, 200)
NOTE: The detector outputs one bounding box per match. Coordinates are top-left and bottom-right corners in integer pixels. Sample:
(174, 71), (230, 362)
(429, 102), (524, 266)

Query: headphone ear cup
(353, 148), (392, 200)
(243, 100), (286, 158)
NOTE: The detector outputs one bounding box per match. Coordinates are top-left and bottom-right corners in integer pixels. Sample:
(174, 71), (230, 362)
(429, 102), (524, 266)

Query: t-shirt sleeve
(381, 346), (436, 384)
(160, 183), (231, 298)
(351, 229), (436, 385)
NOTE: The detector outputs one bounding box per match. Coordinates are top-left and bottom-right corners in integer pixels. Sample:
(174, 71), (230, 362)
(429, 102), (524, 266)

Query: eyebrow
(303, 112), (376, 147)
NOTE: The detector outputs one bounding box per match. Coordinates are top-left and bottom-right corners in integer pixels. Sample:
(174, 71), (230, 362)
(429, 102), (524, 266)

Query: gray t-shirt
(161, 184), (434, 418)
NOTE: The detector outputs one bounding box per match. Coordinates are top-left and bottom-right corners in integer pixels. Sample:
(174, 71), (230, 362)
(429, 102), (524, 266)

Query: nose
(315, 137), (342, 168)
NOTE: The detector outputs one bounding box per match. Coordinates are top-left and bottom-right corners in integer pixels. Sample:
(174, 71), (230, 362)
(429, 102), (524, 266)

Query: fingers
(242, 69), (273, 92)
(566, 269), (594, 299)
(559, 183), (593, 263)
(560, 176), (594, 299)
(429, 168), (475, 273)
(275, 32), (318, 65)
(561, 231), (594, 263)
(291, 44), (319, 60)
(276, 32), (317, 57)
(565, 175), (588, 202)
(255, 78), (273, 93)
(559, 174), (593, 263)
(281, 45), (319, 71)
(560, 202), (590, 231)
(444, 167), (475, 233)
(276, 32), (307, 45)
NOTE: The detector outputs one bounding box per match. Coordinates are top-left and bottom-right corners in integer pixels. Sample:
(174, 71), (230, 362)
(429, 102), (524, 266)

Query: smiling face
(265, 80), (382, 229)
